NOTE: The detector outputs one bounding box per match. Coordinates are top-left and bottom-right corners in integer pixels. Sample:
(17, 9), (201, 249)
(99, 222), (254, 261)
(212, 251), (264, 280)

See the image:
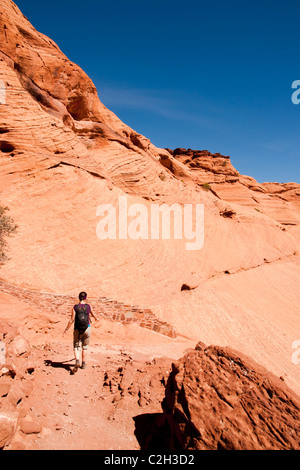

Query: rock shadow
(133, 363), (201, 451)
(133, 413), (173, 450)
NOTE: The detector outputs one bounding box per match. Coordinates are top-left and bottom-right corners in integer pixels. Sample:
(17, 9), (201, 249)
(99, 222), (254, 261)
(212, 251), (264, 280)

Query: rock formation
(1, 312), (299, 450)
(156, 343), (300, 450)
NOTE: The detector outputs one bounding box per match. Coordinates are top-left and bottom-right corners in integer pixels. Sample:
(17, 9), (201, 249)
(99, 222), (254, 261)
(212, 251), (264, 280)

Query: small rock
(19, 418), (42, 435)
(8, 382), (25, 407)
(0, 364), (16, 378)
(10, 336), (29, 357)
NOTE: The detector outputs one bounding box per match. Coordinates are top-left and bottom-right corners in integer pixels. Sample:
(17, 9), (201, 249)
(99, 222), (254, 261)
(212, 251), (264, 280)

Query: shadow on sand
(44, 359), (77, 374)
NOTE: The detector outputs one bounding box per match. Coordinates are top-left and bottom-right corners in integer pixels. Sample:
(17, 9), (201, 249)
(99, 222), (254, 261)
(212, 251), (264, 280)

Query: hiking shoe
(71, 360), (80, 375)
(81, 361), (86, 369)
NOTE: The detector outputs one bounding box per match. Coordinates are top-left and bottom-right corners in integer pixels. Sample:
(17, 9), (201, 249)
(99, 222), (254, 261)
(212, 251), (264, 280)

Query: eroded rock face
(0, 0), (113, 125)
(170, 148), (239, 183)
(167, 147), (300, 203)
(0, 0), (299, 300)
(156, 343), (300, 450)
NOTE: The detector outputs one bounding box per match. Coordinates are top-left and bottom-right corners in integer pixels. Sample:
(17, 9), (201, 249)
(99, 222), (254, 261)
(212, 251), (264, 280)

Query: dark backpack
(75, 304), (89, 333)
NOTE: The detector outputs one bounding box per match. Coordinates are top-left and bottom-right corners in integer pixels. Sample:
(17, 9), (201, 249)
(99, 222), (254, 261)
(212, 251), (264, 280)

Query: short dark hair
(79, 291), (87, 301)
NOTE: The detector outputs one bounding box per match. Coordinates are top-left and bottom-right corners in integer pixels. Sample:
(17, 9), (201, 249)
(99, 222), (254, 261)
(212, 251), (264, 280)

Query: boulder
(10, 336), (29, 357)
(141, 344), (300, 450)
(0, 412), (18, 449)
(19, 417), (41, 435)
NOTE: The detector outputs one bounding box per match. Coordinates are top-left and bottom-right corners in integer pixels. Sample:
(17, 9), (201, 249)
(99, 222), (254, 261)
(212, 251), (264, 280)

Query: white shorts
(73, 327), (91, 350)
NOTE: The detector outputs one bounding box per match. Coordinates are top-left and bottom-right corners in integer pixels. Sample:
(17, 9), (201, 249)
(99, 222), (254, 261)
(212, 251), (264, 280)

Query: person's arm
(90, 307), (100, 324)
(63, 308), (75, 335)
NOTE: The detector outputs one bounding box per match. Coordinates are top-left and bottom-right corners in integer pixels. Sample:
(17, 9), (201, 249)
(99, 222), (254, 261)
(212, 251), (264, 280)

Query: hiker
(63, 291), (99, 370)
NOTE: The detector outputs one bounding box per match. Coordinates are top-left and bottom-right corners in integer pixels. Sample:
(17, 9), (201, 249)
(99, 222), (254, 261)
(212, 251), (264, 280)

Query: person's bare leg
(81, 348), (87, 368)
(73, 331), (81, 367)
(74, 347), (80, 364)
(71, 348), (81, 374)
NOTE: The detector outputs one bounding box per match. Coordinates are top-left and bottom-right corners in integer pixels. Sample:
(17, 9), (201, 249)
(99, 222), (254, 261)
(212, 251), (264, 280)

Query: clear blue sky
(15, 0), (300, 183)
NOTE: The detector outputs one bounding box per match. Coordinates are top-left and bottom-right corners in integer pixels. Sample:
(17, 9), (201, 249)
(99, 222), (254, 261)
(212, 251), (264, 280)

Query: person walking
(63, 291), (99, 372)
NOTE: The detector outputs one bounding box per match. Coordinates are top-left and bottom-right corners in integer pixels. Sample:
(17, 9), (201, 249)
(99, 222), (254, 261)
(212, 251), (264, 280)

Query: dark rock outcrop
(136, 343), (300, 450)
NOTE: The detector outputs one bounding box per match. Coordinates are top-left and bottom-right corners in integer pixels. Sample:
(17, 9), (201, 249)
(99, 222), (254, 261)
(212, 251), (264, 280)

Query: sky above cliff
(15, 0), (300, 183)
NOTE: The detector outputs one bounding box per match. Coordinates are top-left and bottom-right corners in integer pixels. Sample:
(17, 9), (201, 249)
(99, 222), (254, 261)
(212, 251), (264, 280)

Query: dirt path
(15, 343), (141, 450)
(12, 337), (192, 450)
(0, 291), (195, 450)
